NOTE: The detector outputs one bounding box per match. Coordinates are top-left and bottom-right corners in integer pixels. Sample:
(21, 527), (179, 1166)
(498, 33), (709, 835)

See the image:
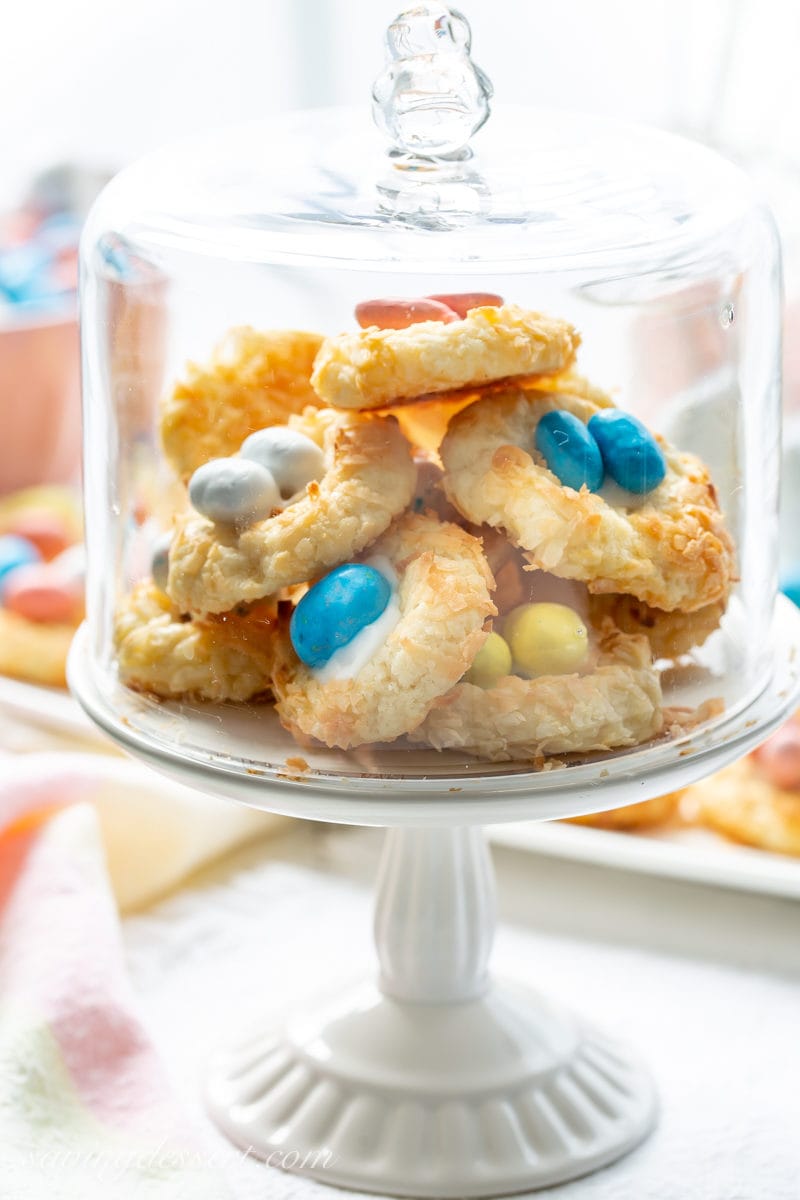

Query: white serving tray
(487, 818), (800, 901)
(0, 672), (102, 741)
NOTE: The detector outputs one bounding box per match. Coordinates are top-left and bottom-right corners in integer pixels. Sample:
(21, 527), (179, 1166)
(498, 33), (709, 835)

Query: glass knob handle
(372, 3), (493, 161)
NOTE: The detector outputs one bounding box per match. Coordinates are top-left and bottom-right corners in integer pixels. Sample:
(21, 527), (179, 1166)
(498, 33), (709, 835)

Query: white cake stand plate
(69, 598), (800, 1196)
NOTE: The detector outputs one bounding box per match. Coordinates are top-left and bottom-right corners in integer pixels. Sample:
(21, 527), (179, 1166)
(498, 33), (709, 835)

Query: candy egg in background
(0, 484), (85, 688)
(753, 718), (800, 791)
(0, 483), (82, 540)
(3, 561), (83, 623)
(780, 413), (800, 608)
(0, 533), (41, 593)
(0, 489), (84, 613)
(6, 509), (72, 560)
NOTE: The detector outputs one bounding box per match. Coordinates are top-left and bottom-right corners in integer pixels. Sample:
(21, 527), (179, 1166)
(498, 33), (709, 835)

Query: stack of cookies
(115, 295), (735, 764)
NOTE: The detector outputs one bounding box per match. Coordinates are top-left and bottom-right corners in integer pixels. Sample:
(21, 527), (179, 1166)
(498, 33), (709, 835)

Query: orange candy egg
(753, 722), (800, 791)
(426, 292), (503, 318)
(7, 510), (72, 561)
(355, 297), (459, 330)
(3, 563), (83, 624)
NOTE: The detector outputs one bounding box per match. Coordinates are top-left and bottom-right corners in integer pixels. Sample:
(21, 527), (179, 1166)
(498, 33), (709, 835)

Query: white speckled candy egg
(151, 531), (172, 591)
(50, 543), (86, 583)
(188, 458), (281, 526)
(240, 427), (325, 500)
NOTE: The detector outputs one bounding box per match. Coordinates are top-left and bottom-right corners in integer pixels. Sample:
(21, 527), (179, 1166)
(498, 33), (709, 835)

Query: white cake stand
(69, 598), (800, 1196)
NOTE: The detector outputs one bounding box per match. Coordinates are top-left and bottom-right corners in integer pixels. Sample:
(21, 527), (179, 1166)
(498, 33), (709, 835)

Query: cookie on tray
(115, 580), (276, 701)
(441, 385), (734, 613)
(0, 609), (76, 688)
(272, 512), (495, 749)
(311, 304), (580, 410)
(691, 760), (800, 855)
(567, 792), (679, 830)
(167, 408), (416, 615)
(161, 326), (323, 481)
(689, 719), (800, 856)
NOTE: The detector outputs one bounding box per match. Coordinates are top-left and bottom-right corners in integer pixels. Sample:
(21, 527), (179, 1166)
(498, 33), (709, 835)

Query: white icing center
(598, 479), (648, 513)
(313, 555), (401, 683)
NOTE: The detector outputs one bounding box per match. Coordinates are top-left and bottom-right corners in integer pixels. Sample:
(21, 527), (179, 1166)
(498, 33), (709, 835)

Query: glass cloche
(77, 3), (783, 800)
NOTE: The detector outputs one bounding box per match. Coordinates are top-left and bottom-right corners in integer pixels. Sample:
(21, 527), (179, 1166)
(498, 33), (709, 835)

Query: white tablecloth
(122, 825), (800, 1200)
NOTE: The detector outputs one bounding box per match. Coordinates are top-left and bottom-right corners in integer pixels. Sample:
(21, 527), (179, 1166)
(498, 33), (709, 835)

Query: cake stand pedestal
(68, 597), (800, 1196)
(207, 824), (655, 1196)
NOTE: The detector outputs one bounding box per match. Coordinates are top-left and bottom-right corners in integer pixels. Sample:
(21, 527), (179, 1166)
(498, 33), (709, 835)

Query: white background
(2, 0), (798, 192)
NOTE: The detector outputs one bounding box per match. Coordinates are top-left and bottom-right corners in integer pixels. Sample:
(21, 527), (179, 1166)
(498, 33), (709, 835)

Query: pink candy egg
(7, 510), (72, 561)
(50, 543), (86, 583)
(355, 297), (459, 330)
(426, 292), (503, 318)
(753, 722), (800, 791)
(2, 209), (39, 246)
(52, 254), (79, 291)
(3, 562), (83, 624)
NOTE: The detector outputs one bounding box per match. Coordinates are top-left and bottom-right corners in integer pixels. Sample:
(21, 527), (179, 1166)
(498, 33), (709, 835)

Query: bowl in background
(0, 311), (81, 495)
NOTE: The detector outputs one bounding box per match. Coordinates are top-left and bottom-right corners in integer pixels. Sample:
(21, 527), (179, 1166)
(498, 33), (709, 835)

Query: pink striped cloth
(0, 756), (230, 1198)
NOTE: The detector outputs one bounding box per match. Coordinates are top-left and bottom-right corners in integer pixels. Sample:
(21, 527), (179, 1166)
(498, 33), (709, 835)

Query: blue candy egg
(0, 534), (41, 597)
(99, 238), (132, 280)
(0, 245), (52, 305)
(781, 572), (800, 609)
(535, 410), (604, 492)
(588, 410), (667, 495)
(290, 564), (392, 668)
(36, 212), (81, 255)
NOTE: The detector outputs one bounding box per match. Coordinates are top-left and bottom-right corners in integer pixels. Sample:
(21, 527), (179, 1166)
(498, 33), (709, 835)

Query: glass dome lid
(85, 41), (759, 275)
(76, 1), (787, 798)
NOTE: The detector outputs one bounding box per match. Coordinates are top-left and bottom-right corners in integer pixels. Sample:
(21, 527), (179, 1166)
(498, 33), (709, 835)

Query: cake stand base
(206, 827), (656, 1196)
(207, 982), (655, 1197)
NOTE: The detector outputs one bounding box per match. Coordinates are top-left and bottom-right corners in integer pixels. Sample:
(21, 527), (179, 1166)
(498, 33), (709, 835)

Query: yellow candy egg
(504, 602), (589, 676)
(466, 631), (512, 689)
